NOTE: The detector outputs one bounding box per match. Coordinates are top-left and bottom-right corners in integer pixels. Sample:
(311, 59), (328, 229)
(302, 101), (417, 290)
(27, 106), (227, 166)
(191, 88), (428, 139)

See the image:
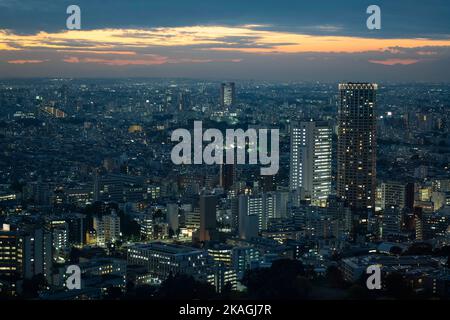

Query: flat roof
(129, 242), (203, 255)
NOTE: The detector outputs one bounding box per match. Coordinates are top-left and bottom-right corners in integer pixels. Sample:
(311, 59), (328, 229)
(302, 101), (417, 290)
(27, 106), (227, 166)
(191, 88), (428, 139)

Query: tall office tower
(199, 195), (218, 242)
(219, 163), (235, 191)
(290, 121), (332, 207)
(337, 83), (377, 213)
(220, 82), (235, 108)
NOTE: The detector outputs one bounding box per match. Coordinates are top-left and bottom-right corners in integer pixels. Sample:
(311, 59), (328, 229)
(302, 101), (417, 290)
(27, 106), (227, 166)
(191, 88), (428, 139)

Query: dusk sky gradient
(0, 0), (449, 81)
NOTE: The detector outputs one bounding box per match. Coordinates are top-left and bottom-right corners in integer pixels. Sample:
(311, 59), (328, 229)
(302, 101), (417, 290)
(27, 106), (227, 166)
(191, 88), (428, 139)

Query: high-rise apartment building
(337, 83), (377, 213)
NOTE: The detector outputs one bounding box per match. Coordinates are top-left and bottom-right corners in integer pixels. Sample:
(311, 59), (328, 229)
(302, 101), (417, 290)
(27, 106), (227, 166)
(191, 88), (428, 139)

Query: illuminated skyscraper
(290, 121), (332, 207)
(220, 82), (235, 108)
(337, 83), (377, 213)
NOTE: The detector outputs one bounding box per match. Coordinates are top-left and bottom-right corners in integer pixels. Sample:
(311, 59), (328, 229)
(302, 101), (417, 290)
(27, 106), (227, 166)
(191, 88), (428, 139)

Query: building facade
(290, 121), (332, 207)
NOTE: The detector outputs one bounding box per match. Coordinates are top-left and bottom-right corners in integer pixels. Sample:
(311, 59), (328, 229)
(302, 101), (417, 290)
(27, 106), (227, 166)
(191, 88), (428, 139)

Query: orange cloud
(7, 59), (47, 64)
(57, 49), (137, 55)
(1, 26), (450, 55)
(0, 43), (19, 51)
(63, 56), (167, 66)
(62, 55), (242, 66)
(368, 58), (421, 66)
(168, 58), (242, 64)
(63, 57), (80, 63)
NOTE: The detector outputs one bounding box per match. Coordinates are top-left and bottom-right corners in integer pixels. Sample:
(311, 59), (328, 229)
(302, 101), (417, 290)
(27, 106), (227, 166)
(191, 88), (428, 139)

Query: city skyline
(1, 78), (449, 301)
(1, 0), (450, 305)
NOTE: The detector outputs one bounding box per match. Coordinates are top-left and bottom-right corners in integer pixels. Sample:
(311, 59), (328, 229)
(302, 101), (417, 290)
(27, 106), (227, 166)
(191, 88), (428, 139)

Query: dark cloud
(0, 0), (449, 38)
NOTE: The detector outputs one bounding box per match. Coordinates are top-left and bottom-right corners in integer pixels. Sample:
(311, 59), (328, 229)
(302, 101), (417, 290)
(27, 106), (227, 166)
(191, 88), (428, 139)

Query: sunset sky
(0, 0), (449, 81)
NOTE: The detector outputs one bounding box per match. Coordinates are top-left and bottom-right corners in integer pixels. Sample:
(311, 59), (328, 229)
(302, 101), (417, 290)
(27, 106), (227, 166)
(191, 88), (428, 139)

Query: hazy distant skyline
(1, 0), (450, 81)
